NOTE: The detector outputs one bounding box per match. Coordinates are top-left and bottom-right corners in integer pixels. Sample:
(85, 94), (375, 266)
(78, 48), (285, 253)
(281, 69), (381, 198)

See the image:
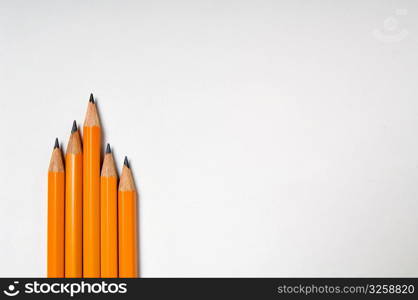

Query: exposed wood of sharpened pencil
(119, 157), (135, 191)
(84, 93), (100, 127)
(48, 138), (64, 172)
(101, 144), (117, 177)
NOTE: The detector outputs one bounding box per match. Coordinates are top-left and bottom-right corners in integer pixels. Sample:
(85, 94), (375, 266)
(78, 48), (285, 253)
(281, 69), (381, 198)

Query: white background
(0, 0), (418, 277)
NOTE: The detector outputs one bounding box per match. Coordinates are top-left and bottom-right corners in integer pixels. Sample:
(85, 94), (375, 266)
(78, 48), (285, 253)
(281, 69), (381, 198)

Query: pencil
(83, 93), (101, 277)
(118, 157), (138, 278)
(100, 143), (118, 278)
(65, 121), (83, 277)
(47, 138), (65, 277)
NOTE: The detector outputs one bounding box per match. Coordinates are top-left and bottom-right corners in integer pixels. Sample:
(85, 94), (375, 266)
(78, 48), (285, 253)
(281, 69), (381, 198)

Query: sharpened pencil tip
(106, 143), (111, 153)
(71, 120), (77, 133)
(54, 138), (59, 149)
(89, 93), (94, 103)
(124, 156), (129, 168)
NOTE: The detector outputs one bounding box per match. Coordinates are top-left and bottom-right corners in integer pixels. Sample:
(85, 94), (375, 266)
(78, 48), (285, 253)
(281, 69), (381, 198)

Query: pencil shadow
(128, 159), (141, 278)
(92, 97), (108, 162)
(110, 144), (121, 277)
(59, 142), (65, 157)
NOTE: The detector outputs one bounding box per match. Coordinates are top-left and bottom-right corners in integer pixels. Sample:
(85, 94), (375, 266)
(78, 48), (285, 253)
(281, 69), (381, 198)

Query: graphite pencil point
(106, 143), (111, 154)
(71, 120), (77, 133)
(89, 93), (94, 103)
(54, 138), (59, 149)
(124, 156), (129, 168)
